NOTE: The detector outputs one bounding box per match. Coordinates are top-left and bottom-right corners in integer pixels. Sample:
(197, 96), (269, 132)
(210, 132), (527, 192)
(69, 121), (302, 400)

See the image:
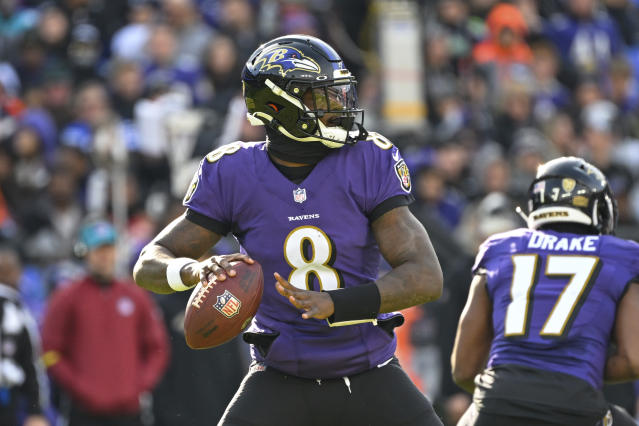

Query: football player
(451, 157), (639, 425)
(133, 35), (444, 426)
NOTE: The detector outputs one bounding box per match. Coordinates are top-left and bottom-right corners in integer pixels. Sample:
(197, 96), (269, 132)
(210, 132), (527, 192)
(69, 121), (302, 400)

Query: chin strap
(265, 79), (306, 110)
(248, 111), (335, 143)
(515, 206), (528, 224)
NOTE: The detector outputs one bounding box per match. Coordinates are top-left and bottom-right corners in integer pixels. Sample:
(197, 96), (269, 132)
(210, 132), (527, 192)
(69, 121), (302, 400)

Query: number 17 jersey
(183, 137), (412, 379)
(473, 228), (639, 389)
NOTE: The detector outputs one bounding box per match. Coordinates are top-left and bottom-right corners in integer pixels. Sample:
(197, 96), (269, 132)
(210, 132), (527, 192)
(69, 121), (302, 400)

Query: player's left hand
(274, 272), (334, 320)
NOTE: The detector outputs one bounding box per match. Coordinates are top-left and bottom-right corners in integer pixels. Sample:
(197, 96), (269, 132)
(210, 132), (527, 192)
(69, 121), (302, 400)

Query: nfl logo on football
(214, 290), (242, 318)
(293, 188), (306, 203)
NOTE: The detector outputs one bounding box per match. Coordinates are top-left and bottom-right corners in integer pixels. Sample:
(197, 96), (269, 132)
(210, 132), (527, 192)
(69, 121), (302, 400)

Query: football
(184, 260), (264, 349)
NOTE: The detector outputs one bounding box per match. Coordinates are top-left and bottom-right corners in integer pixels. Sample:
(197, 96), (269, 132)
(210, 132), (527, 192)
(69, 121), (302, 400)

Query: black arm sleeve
(185, 208), (231, 236)
(368, 194), (414, 222)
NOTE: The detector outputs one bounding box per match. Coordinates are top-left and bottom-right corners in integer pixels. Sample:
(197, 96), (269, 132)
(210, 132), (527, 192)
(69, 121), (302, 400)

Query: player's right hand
(188, 253), (255, 286)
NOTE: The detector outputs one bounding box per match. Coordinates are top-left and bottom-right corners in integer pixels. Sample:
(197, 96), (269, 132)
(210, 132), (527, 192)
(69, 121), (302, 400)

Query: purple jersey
(184, 135), (411, 379)
(473, 228), (639, 389)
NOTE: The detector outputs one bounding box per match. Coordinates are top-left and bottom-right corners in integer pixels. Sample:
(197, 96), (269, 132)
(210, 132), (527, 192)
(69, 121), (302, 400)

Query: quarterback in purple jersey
(451, 157), (639, 426)
(134, 35), (444, 426)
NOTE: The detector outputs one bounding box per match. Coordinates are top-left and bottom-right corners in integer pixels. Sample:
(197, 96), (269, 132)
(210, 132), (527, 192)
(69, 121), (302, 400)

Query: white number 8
(283, 226), (342, 291)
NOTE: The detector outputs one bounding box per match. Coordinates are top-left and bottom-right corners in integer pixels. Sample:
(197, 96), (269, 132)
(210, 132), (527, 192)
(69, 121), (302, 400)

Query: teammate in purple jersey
(451, 157), (639, 426)
(133, 35), (444, 426)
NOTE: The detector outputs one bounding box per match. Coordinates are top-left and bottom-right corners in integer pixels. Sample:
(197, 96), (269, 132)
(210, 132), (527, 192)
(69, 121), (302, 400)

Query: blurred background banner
(377, 0), (428, 131)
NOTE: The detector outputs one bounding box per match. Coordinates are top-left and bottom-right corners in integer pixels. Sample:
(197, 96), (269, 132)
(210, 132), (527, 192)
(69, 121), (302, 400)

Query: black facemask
(265, 128), (333, 165)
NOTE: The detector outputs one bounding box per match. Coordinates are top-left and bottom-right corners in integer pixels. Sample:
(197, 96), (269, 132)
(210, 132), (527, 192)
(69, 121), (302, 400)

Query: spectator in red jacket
(41, 220), (169, 426)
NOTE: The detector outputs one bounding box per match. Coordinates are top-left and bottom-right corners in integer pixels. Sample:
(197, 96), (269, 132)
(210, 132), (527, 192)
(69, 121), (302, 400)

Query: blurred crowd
(0, 0), (638, 425)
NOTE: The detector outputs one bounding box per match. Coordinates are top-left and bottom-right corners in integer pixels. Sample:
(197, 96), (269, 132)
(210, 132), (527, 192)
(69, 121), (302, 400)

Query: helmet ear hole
(267, 103), (282, 112)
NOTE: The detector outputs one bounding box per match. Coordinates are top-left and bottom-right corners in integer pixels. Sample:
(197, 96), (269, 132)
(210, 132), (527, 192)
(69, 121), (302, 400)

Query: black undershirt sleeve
(185, 209), (231, 236)
(368, 194), (414, 222)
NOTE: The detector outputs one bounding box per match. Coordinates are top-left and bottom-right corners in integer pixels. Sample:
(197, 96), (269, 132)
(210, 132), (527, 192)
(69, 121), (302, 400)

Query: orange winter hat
(486, 3), (528, 38)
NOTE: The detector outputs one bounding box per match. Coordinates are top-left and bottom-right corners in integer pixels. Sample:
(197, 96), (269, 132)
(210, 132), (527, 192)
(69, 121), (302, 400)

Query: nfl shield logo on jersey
(293, 188), (307, 203)
(214, 290), (242, 318)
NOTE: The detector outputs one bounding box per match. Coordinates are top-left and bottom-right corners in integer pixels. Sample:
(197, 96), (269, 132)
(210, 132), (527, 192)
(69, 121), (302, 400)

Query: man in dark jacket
(0, 246), (49, 426)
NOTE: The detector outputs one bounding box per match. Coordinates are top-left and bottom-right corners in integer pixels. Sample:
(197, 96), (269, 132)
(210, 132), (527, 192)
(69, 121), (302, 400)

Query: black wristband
(326, 282), (381, 323)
